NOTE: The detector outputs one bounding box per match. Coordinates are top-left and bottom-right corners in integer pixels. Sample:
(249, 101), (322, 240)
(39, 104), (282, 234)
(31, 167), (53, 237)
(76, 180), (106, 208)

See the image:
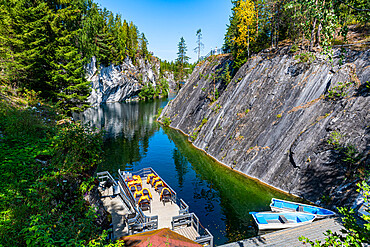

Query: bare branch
(338, 0), (370, 12)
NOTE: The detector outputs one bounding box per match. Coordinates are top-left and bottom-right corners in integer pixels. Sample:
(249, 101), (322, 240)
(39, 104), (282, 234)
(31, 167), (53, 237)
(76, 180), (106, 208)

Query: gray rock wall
(160, 50), (370, 203)
(86, 56), (162, 106)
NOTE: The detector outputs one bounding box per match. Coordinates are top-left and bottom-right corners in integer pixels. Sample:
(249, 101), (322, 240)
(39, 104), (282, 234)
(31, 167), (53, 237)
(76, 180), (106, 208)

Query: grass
(0, 86), (115, 246)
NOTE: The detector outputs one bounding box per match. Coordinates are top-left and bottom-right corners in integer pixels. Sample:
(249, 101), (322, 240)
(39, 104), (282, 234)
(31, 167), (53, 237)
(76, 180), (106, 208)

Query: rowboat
(250, 211), (316, 230)
(270, 198), (336, 219)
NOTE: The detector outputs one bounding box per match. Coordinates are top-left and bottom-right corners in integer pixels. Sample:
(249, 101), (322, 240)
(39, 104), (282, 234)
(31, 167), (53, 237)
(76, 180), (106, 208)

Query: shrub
(295, 52), (316, 64)
(327, 82), (352, 100)
(290, 44), (299, 53)
(162, 117), (171, 127)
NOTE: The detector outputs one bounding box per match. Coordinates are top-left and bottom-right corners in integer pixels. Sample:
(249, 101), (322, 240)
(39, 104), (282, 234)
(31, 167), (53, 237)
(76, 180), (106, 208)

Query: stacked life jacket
(160, 188), (171, 200)
(146, 173), (156, 184)
(151, 177), (160, 186)
(142, 188), (152, 199)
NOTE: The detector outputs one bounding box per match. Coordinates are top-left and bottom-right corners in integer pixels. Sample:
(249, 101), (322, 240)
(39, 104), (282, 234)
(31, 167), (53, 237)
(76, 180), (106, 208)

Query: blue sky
(94, 0), (233, 63)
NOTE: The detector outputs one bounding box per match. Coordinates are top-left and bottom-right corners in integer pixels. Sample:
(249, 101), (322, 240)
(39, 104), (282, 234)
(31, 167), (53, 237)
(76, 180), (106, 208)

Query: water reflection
(77, 97), (295, 245)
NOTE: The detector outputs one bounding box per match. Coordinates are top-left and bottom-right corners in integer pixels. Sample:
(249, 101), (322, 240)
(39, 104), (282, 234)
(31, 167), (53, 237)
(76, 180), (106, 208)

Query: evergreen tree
(176, 37), (190, 81)
(140, 33), (149, 59)
(194, 29), (204, 60)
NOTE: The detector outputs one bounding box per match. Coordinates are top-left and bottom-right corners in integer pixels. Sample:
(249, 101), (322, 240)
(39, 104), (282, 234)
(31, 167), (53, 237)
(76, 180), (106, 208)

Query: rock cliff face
(160, 49), (370, 203)
(86, 56), (161, 106)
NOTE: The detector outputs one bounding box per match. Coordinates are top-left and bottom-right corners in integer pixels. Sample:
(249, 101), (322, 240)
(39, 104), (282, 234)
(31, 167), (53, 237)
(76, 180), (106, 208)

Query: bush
(295, 52), (316, 64)
(162, 116), (171, 127)
(52, 123), (103, 174)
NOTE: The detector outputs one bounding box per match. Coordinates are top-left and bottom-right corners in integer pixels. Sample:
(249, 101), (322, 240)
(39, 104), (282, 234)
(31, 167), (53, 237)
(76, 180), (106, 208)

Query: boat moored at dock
(250, 211), (316, 230)
(270, 198), (336, 219)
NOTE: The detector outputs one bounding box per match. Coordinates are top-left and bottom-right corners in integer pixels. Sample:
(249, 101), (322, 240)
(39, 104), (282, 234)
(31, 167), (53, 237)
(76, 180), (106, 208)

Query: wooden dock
(141, 181), (180, 229)
(97, 169), (213, 246)
(100, 185), (131, 239)
(220, 217), (344, 247)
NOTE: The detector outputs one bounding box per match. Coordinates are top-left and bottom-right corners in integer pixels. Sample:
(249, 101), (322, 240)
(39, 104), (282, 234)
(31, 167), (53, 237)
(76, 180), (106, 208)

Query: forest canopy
(0, 0), (149, 112)
(224, 0), (370, 69)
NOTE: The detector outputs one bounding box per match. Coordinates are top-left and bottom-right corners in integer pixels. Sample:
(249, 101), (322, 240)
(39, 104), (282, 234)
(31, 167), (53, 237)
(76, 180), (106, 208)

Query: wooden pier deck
(141, 181), (180, 229)
(97, 169), (213, 246)
(220, 217), (344, 247)
(100, 186), (131, 239)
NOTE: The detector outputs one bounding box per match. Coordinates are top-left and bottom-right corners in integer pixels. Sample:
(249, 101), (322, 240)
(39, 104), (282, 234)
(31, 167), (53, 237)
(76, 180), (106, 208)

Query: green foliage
(300, 182), (370, 246)
(327, 131), (342, 147)
(138, 79), (169, 100)
(290, 44), (299, 53)
(52, 123), (103, 174)
(162, 116), (171, 127)
(295, 52), (316, 64)
(191, 118), (208, 141)
(176, 37), (190, 81)
(0, 0), (150, 113)
(327, 82), (352, 100)
(155, 107), (164, 119)
(222, 63), (232, 85)
(223, 0), (369, 70)
(0, 97), (108, 246)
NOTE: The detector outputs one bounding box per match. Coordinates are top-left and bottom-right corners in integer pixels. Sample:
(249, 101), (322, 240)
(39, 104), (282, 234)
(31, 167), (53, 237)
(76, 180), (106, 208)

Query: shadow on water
(76, 97), (297, 245)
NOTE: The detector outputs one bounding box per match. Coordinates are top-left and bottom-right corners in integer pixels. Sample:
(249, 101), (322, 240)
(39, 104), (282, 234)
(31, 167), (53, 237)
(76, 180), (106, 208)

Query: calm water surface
(79, 97), (294, 246)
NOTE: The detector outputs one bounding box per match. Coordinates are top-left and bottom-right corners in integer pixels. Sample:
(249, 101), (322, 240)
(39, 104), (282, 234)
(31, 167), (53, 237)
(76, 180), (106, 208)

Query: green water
(80, 97), (295, 245)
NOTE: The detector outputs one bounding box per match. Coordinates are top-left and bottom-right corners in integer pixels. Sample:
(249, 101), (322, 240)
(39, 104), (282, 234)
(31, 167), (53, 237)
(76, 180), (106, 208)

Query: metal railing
(199, 48), (225, 61)
(118, 169), (137, 209)
(118, 169), (159, 234)
(97, 171), (117, 186)
(178, 198), (189, 215)
(171, 213), (213, 247)
(101, 168), (213, 246)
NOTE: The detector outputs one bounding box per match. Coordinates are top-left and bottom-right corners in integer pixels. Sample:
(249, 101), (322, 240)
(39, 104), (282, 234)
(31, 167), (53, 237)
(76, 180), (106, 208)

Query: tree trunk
(248, 27), (250, 57)
(310, 18), (317, 51)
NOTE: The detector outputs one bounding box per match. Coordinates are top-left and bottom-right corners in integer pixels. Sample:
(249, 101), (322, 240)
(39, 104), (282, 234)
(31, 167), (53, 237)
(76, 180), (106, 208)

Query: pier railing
(97, 171), (118, 186)
(178, 198), (189, 215)
(171, 213), (213, 247)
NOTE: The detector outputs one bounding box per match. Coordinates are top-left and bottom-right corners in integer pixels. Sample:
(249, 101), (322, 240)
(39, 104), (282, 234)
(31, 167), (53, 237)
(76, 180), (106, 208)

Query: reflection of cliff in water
(76, 99), (167, 172)
(163, 127), (295, 243)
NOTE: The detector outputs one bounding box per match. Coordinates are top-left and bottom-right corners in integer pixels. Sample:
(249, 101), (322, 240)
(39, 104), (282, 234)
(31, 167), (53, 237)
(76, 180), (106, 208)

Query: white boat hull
(257, 220), (314, 230)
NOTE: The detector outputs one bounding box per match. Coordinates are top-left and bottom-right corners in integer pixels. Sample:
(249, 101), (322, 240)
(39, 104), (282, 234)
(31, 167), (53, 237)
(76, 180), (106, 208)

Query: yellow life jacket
(134, 190), (143, 198)
(160, 188), (171, 200)
(129, 185), (137, 193)
(155, 181), (164, 190)
(142, 188), (152, 199)
(133, 175), (141, 180)
(146, 173), (156, 184)
(151, 177), (160, 186)
(138, 195), (150, 204)
(128, 179), (141, 187)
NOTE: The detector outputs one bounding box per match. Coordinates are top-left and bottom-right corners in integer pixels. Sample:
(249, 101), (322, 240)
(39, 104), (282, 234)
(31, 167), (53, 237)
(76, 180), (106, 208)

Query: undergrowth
(0, 88), (119, 246)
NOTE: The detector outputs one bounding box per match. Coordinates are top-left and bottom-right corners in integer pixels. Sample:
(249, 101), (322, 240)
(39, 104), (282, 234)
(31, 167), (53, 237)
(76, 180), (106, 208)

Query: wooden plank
(219, 217), (352, 247)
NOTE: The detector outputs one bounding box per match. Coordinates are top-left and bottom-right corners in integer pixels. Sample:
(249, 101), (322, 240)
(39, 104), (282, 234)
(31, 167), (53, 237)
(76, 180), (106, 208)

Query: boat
(358, 202), (369, 220)
(270, 198), (336, 219)
(250, 211), (316, 230)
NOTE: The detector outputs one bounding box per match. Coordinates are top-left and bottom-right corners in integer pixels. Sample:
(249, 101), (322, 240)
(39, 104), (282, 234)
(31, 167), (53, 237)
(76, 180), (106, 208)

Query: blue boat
(250, 211), (316, 230)
(270, 198), (336, 219)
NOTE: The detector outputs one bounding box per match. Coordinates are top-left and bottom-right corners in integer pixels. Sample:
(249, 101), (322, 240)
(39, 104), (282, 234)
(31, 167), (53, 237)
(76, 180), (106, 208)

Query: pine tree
(176, 37), (190, 81)
(140, 33), (149, 59)
(194, 29), (204, 60)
